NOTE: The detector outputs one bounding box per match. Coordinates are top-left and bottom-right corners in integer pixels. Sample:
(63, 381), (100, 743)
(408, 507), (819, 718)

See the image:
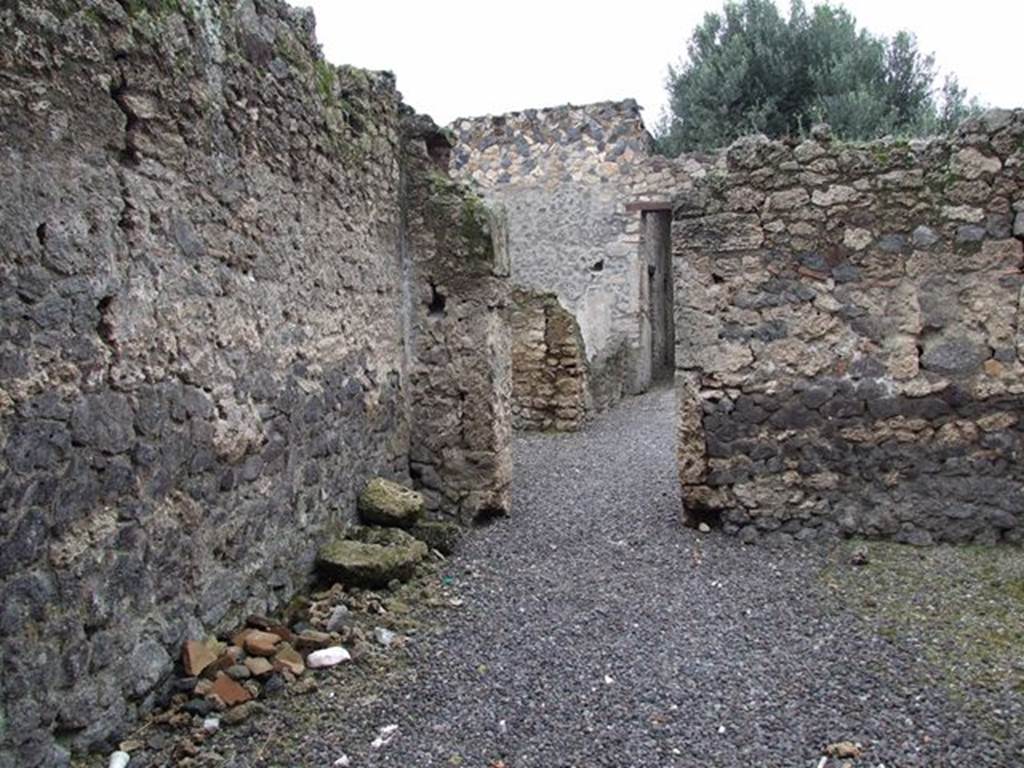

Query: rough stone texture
(402, 116), (512, 522)
(357, 477), (423, 528)
(672, 110), (1024, 545)
(509, 289), (589, 431)
(0, 1), (509, 763)
(316, 527), (428, 588)
(408, 519), (464, 555)
(451, 101), (703, 413)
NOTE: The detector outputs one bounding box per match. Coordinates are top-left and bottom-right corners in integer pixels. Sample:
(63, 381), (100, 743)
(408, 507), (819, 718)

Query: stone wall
(0, 2), (508, 764)
(674, 114), (1024, 545)
(450, 101), (703, 413)
(509, 289), (589, 431)
(402, 116), (512, 519)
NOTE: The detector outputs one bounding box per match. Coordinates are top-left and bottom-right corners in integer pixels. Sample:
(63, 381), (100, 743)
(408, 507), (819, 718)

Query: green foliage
(315, 59), (337, 104)
(658, 0), (983, 154)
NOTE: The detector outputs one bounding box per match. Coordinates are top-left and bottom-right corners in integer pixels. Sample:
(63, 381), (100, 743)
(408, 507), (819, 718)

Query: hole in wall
(711, 273), (724, 285)
(96, 296), (116, 349)
(473, 504), (507, 526)
(687, 506), (723, 530)
(35, 222), (47, 247)
(428, 282), (446, 317)
(425, 134), (452, 170)
(590, 259), (604, 272)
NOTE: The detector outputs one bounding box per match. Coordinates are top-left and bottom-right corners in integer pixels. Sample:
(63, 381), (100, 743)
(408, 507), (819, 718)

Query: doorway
(642, 207), (675, 384)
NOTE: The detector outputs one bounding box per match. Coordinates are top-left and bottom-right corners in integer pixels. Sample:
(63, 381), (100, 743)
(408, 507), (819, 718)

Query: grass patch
(821, 540), (1024, 741)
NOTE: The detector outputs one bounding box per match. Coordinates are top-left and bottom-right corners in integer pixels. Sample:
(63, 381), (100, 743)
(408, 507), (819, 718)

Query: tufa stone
(317, 527), (428, 588)
(243, 656), (274, 678)
(357, 477), (424, 528)
(272, 642), (306, 676)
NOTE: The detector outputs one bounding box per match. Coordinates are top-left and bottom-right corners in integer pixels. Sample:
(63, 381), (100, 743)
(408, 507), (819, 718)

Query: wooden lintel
(624, 200), (673, 213)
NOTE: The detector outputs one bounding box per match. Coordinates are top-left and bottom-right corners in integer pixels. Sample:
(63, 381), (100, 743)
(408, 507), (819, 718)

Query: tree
(657, 0), (980, 154)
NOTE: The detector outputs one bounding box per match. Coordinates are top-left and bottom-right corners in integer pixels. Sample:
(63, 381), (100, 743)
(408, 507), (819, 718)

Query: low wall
(509, 289), (589, 431)
(675, 113), (1024, 545)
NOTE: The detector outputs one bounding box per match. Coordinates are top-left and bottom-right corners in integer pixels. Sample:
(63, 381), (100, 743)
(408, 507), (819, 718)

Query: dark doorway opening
(642, 208), (675, 384)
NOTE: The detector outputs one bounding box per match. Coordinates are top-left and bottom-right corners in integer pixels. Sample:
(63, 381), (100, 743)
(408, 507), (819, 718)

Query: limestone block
(316, 528), (428, 588)
(843, 227), (873, 250)
(951, 147), (1002, 179)
(811, 184), (859, 206)
(942, 204), (985, 223)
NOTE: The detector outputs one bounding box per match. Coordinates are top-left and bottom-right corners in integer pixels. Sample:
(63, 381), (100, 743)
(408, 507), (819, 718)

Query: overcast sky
(291, 1), (1021, 128)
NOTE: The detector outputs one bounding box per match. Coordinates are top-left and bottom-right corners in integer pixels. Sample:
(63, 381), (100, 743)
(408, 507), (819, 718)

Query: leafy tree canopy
(657, 0), (981, 154)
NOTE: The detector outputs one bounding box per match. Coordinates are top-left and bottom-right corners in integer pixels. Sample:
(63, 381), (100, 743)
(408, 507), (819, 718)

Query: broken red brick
(181, 640), (217, 677)
(209, 673), (252, 707)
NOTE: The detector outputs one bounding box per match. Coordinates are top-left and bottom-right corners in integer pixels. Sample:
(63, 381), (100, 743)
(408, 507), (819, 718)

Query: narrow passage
(226, 389), (1014, 767)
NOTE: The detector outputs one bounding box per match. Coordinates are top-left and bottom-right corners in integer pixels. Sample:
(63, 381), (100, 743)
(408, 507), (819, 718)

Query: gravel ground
(209, 387), (1019, 767)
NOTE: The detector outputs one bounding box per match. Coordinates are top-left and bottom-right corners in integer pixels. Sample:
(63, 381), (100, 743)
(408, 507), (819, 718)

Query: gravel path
(224, 387), (1018, 767)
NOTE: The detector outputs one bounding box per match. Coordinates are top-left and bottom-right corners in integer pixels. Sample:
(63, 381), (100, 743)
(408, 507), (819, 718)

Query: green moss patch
(821, 540), (1024, 740)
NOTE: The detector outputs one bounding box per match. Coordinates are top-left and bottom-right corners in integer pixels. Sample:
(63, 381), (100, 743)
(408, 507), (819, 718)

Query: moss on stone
(357, 477), (423, 528)
(409, 520), (464, 555)
(459, 195), (494, 261)
(314, 59), (337, 104)
(275, 32), (310, 72)
(316, 528), (427, 588)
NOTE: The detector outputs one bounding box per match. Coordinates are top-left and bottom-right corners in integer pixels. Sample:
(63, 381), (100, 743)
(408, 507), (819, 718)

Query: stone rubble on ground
(307, 647), (353, 669)
(326, 605), (353, 633)
(849, 546), (870, 566)
(374, 627), (398, 647)
(371, 724), (399, 749)
(98, 476), (461, 767)
(825, 740), (865, 758)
